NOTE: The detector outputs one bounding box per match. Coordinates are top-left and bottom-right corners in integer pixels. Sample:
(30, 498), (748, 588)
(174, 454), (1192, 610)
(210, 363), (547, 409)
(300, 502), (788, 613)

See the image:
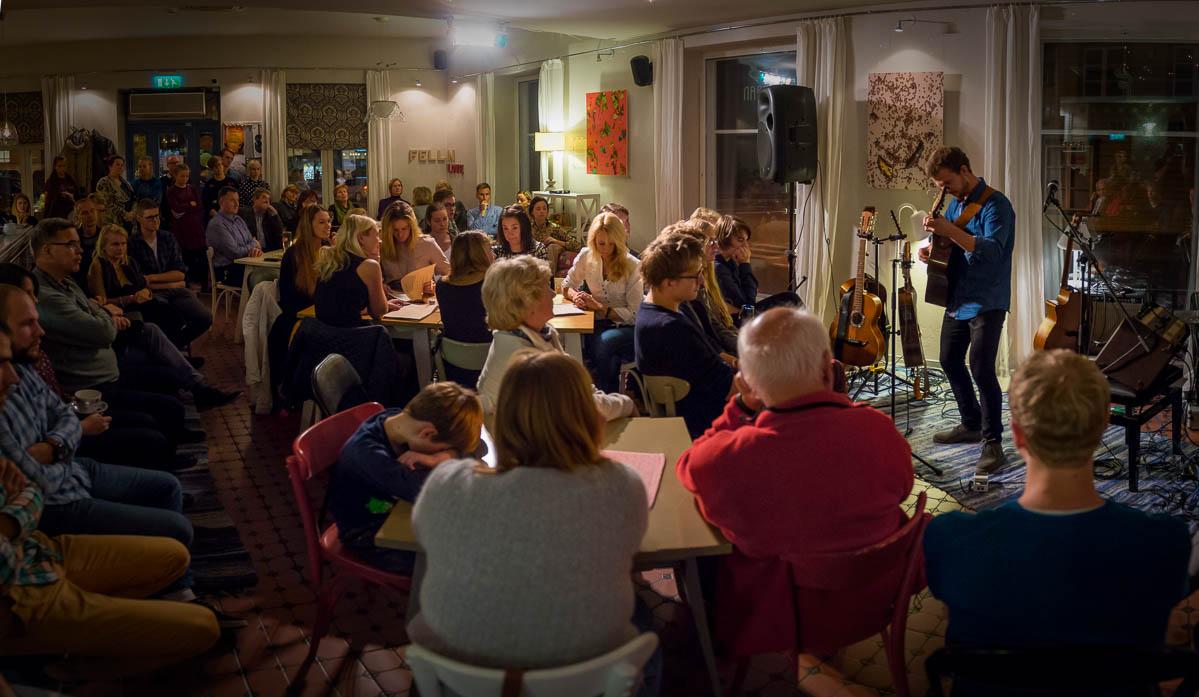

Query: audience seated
(376, 178), (410, 220)
(477, 256), (634, 420)
(465, 182), (501, 236)
(31, 218), (239, 410)
(329, 382), (483, 574)
(269, 206), (332, 396)
(562, 212), (643, 394)
(600, 202), (633, 244)
(0, 331), (219, 681)
(164, 164), (208, 287)
(313, 214), (400, 327)
(275, 184), (301, 233)
(87, 224), (184, 344)
(237, 188), (284, 252)
(635, 232), (735, 438)
(676, 307), (913, 654)
(925, 349), (1190, 648)
(329, 183), (352, 232)
(71, 196), (103, 289)
(201, 157), (233, 221)
(236, 159), (270, 209)
(379, 203), (449, 290)
(714, 215), (801, 321)
(206, 186), (262, 286)
(128, 199), (212, 351)
(0, 266), (193, 472)
(221, 147), (244, 181)
(408, 350), (652, 683)
(296, 189), (320, 215)
(530, 196), (580, 273)
(95, 155), (134, 228)
(678, 217), (739, 354)
(434, 231), (494, 386)
(493, 206), (546, 261)
(412, 186), (433, 223)
(423, 202), (454, 255)
(431, 188), (466, 237)
(2, 194), (38, 250)
(515, 190), (532, 209)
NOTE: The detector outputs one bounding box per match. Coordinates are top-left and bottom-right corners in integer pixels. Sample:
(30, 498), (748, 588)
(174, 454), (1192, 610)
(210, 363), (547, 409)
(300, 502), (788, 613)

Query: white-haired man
(676, 307), (914, 656)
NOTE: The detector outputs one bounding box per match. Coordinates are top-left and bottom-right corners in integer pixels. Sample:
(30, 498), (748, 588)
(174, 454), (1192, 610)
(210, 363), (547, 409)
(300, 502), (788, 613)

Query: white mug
(73, 389), (102, 415)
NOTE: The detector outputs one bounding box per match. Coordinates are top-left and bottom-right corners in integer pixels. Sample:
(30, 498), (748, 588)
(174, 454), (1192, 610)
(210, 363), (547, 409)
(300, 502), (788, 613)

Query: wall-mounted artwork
(586, 90), (628, 176)
(866, 72), (944, 190)
(223, 122), (262, 173)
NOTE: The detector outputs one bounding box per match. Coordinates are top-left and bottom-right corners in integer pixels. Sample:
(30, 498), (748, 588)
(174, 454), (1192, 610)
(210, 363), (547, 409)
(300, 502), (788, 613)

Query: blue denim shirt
(466, 205), (502, 236)
(943, 178), (1015, 320)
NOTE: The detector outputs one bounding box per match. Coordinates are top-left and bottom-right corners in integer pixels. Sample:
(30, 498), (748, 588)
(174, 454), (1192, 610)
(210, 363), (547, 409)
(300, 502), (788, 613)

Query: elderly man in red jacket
(676, 307), (914, 656)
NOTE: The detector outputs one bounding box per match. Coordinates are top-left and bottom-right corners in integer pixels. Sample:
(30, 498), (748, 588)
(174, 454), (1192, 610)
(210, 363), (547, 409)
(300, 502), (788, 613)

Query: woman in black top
(85, 224), (183, 342)
(313, 213), (399, 328)
(44, 156), (79, 218)
(202, 156), (233, 220)
(269, 205), (333, 399)
(435, 231), (494, 386)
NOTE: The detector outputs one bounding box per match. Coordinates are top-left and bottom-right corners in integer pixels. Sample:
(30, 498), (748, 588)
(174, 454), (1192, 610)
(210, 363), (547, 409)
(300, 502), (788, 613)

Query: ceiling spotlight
(415, 79), (422, 87)
(894, 20), (905, 32)
(80, 85), (89, 90)
(451, 79), (459, 84)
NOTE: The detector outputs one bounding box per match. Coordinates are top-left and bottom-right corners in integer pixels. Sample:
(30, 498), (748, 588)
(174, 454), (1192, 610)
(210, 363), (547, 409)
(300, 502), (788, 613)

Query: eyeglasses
(674, 273), (704, 283)
(46, 241), (83, 251)
(142, 214), (161, 221)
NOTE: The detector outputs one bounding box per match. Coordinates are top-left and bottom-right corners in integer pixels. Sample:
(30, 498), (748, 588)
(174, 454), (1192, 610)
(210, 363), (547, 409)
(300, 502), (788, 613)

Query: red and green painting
(585, 90), (628, 176)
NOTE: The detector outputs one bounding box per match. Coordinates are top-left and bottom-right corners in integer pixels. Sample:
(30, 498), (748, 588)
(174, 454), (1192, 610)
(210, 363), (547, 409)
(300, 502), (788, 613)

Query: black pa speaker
(630, 55), (653, 87)
(433, 50), (449, 71)
(757, 85), (817, 184)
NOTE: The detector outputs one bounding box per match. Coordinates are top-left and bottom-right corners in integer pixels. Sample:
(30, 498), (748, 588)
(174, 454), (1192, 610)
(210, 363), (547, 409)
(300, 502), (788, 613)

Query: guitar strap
(952, 186), (996, 229)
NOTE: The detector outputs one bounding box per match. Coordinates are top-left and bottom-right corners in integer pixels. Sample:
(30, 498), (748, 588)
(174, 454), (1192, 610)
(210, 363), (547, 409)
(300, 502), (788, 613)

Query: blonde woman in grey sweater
(408, 350), (649, 670)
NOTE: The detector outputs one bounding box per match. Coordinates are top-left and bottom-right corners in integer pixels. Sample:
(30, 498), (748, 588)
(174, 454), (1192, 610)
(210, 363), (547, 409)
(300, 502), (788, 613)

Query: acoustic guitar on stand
(1033, 214), (1084, 351)
(830, 208), (887, 367)
(895, 211), (929, 400)
(923, 186), (952, 307)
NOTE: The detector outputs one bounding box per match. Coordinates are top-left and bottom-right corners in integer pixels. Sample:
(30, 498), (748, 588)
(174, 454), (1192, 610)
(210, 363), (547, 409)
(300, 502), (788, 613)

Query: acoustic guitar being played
(830, 208), (887, 367)
(896, 219), (929, 399)
(1033, 214), (1084, 352)
(923, 187), (952, 306)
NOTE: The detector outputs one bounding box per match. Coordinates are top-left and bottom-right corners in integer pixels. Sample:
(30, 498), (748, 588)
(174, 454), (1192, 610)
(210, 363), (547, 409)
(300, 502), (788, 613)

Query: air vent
(128, 92), (207, 119)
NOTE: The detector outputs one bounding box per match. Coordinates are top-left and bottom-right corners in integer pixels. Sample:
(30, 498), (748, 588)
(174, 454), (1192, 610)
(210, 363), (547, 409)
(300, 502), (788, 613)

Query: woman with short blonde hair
(379, 202), (449, 288)
(408, 349), (649, 672)
(313, 214), (397, 326)
(475, 256), (635, 420)
(561, 212), (643, 392)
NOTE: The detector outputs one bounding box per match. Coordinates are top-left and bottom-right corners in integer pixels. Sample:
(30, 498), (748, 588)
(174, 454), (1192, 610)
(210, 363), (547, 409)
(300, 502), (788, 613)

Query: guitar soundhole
(851, 312), (865, 327)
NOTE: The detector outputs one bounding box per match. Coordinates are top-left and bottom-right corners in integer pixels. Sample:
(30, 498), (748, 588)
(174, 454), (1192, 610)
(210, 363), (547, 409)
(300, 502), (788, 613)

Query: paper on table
(552, 304), (586, 316)
(384, 304), (437, 321)
(601, 449), (666, 508)
(401, 264), (436, 300)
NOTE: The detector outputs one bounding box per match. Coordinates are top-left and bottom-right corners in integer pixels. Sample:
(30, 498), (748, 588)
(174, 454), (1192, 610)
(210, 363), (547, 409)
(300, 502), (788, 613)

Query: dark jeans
(96, 384), (188, 440)
(182, 249), (208, 287)
(38, 458), (194, 590)
(217, 264), (244, 287)
(115, 321), (203, 393)
(584, 321), (635, 394)
(77, 408), (177, 472)
(940, 309), (1007, 442)
(154, 286), (213, 348)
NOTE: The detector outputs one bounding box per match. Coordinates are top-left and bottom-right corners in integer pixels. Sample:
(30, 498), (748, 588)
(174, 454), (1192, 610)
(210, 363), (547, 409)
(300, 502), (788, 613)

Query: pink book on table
(601, 449), (665, 507)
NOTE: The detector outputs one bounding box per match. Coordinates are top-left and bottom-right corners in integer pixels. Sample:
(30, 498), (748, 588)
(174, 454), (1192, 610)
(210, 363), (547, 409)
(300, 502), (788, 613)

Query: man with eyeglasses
(634, 230), (736, 438)
(129, 199), (212, 354)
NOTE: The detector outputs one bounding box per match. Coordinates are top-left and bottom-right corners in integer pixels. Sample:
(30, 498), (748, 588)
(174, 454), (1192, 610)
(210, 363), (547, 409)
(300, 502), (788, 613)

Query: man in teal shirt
(466, 182), (502, 236)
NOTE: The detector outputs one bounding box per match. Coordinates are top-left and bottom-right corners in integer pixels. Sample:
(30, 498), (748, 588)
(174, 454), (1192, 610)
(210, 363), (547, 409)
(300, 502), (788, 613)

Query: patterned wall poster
(222, 122), (263, 174)
(586, 90), (628, 176)
(866, 72), (944, 190)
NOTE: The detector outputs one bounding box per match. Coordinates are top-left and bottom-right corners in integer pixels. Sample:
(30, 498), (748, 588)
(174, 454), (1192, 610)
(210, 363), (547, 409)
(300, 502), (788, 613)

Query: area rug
(177, 407), (259, 595)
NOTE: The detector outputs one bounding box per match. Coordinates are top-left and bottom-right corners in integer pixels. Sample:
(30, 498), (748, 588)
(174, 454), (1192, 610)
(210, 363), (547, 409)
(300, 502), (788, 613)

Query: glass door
(126, 120), (220, 184)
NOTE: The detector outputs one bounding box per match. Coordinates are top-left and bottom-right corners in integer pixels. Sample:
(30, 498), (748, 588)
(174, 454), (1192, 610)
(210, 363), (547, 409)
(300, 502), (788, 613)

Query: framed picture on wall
(223, 122), (263, 175)
(586, 90), (629, 176)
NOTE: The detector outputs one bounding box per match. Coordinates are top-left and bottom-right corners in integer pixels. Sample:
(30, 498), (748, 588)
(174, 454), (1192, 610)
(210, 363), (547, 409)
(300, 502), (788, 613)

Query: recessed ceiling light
(374, 16), (389, 23)
(415, 80), (422, 87)
(451, 79), (459, 84)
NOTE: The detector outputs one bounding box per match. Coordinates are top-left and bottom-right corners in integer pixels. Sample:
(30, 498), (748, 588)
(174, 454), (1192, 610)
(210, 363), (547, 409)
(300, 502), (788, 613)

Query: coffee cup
(73, 389), (102, 415)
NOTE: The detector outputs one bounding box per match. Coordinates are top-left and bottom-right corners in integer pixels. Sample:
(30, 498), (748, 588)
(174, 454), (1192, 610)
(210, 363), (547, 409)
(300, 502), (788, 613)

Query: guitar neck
(854, 237), (866, 313)
(1059, 237), (1074, 290)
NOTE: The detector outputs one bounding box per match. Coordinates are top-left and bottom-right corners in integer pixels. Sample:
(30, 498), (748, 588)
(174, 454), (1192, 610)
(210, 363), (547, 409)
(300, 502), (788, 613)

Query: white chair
(406, 633), (658, 697)
(206, 246), (242, 325)
(641, 375), (691, 418)
(434, 336), (492, 380)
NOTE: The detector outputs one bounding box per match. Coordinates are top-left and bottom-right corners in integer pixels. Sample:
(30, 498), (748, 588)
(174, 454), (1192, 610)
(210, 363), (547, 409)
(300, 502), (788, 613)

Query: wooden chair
(406, 633), (659, 697)
(206, 247), (241, 325)
(434, 336), (492, 378)
(641, 375), (691, 418)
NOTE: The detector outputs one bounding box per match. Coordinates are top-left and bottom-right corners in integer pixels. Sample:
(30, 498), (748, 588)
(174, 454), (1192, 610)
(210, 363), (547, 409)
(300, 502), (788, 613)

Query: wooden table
(233, 249), (284, 343)
(376, 416), (731, 695)
(297, 296), (594, 388)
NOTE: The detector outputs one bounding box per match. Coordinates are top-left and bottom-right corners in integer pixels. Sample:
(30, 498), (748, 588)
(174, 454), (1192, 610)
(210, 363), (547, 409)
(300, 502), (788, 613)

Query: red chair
(729, 491), (932, 697)
(284, 401), (411, 685)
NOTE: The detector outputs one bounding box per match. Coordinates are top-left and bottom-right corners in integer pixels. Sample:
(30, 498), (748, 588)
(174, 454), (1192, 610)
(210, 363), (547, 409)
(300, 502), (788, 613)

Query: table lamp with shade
(534, 131), (565, 191)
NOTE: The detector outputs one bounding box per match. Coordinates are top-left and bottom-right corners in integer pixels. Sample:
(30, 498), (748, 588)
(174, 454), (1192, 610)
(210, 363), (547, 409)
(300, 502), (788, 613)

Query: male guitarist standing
(918, 147), (1015, 475)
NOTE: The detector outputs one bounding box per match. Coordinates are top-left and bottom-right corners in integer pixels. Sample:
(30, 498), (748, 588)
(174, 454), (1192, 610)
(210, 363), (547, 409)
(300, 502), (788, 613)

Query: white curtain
(984, 5), (1043, 370)
(537, 59), (565, 191)
(366, 69), (393, 215)
(40, 75), (75, 159)
(794, 18), (847, 324)
(653, 38), (684, 234)
(475, 73), (497, 188)
(260, 69), (288, 199)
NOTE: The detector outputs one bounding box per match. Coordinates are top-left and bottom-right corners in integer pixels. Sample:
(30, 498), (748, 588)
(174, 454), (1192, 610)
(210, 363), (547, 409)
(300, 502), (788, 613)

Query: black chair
(925, 646), (1199, 697)
(311, 354), (368, 418)
(1108, 363), (1184, 492)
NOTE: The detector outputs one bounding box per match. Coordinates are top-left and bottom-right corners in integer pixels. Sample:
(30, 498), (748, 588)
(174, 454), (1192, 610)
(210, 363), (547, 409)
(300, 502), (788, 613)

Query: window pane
(335, 149), (369, 208)
(713, 52), (797, 131)
(288, 148), (323, 203)
(30, 148), (44, 207)
(0, 164), (21, 216)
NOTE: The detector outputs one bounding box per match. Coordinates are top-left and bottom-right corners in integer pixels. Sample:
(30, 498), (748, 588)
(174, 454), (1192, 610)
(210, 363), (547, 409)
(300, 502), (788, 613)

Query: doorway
(127, 120), (221, 182)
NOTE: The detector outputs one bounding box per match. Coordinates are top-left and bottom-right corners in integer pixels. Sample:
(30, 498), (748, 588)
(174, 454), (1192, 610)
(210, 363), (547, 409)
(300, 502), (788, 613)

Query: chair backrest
(406, 633), (659, 697)
(311, 353), (366, 418)
(206, 246), (217, 293)
(286, 401), (384, 586)
(641, 375), (691, 417)
(436, 336), (492, 374)
(925, 645), (1199, 697)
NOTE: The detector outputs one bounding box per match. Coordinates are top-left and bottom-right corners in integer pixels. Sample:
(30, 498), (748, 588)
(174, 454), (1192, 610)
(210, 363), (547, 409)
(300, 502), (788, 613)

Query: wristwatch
(47, 436), (66, 463)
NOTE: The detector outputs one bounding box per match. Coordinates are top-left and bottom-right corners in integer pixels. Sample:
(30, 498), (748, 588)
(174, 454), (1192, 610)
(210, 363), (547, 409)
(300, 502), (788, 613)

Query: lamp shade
(534, 131), (565, 152)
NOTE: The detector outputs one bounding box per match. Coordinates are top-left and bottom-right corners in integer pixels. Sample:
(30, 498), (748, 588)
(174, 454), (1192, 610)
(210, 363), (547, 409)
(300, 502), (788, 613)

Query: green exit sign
(152, 75), (184, 89)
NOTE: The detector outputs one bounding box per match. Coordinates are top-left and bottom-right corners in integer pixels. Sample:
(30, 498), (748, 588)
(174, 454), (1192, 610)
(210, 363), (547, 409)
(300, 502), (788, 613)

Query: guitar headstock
(856, 207), (877, 240)
(930, 187), (949, 218)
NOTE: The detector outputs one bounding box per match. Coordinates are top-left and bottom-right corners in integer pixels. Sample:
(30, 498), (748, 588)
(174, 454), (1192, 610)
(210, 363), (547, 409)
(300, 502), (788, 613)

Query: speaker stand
(787, 180), (799, 293)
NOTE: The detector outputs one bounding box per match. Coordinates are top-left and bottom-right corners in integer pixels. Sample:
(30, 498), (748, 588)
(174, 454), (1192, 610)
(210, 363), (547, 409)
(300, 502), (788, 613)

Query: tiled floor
(55, 314), (1199, 697)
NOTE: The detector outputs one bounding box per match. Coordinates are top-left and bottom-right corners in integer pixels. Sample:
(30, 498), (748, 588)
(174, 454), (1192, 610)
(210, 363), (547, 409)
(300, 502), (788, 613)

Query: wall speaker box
(756, 85), (817, 184)
(630, 55), (653, 87)
(433, 50), (449, 71)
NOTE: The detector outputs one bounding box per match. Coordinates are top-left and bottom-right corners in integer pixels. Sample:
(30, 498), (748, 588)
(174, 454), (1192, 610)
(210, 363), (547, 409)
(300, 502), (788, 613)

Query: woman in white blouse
(379, 202), (450, 293)
(562, 212), (643, 393)
(476, 255), (635, 421)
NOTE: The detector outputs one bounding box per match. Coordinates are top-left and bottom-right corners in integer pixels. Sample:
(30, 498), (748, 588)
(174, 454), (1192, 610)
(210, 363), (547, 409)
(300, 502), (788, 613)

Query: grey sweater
(408, 458), (648, 669)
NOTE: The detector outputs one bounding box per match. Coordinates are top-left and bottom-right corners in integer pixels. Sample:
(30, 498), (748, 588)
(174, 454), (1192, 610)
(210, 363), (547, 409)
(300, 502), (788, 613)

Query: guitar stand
(869, 233), (944, 477)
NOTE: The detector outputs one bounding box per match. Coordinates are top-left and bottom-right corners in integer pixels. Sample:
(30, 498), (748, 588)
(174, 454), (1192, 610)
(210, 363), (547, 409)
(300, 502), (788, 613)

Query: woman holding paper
(313, 214), (401, 327)
(379, 202), (450, 295)
(475, 256), (635, 420)
(562, 213), (644, 393)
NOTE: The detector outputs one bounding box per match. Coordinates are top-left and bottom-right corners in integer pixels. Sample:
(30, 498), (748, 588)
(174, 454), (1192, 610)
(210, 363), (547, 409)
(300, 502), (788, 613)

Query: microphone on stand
(1042, 180), (1060, 214)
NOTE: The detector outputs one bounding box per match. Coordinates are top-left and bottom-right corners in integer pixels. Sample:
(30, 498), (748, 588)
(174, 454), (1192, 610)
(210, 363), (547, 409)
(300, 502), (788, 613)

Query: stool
(1108, 364), (1184, 492)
